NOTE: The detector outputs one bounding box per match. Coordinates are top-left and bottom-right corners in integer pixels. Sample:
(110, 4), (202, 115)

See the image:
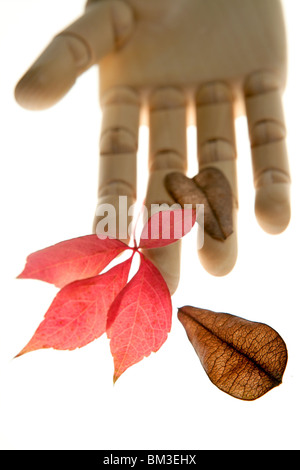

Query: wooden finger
(93, 87), (140, 243)
(142, 87), (188, 295)
(196, 82), (238, 276)
(245, 71), (291, 234)
(15, 0), (134, 110)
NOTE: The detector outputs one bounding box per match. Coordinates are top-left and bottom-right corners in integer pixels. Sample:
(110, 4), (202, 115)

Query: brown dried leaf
(193, 167), (233, 239)
(165, 172), (206, 207)
(165, 169), (233, 241)
(178, 306), (288, 401)
(165, 172), (223, 240)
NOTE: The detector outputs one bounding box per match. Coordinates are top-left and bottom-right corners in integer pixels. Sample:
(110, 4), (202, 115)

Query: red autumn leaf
(16, 204), (201, 380)
(138, 208), (197, 249)
(16, 256), (133, 356)
(17, 234), (128, 288)
(106, 253), (173, 382)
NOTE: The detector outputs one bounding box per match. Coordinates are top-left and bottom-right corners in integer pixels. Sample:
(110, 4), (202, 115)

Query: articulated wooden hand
(15, 0), (291, 294)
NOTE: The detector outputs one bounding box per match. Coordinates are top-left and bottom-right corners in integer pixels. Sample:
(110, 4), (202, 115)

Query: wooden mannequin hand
(15, 0), (291, 294)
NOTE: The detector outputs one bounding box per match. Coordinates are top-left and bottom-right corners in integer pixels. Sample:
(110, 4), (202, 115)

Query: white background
(0, 0), (299, 450)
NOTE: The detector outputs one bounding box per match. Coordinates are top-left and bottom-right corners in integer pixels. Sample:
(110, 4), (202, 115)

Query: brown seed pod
(178, 305), (288, 401)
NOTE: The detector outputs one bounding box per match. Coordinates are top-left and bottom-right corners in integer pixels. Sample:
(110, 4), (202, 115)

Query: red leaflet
(16, 257), (133, 356)
(138, 208), (197, 249)
(17, 235), (128, 287)
(107, 253), (173, 383)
